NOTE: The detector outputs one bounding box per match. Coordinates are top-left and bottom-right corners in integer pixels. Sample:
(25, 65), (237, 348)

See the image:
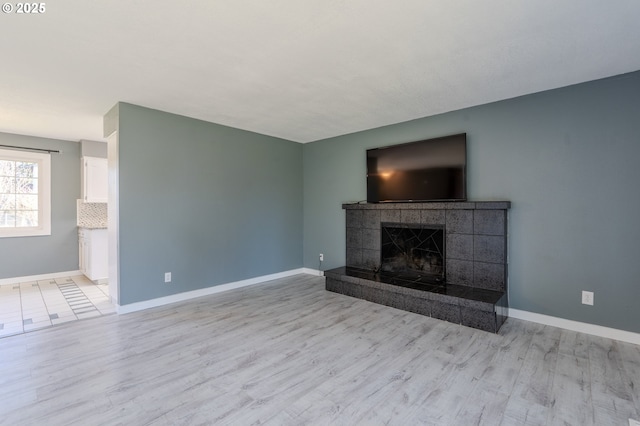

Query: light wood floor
(1, 274), (638, 425)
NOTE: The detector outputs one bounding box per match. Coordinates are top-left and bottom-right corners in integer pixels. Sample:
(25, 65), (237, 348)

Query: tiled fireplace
(325, 201), (510, 332)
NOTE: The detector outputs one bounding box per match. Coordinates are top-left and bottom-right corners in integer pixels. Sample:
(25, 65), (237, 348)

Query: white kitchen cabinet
(79, 228), (108, 281)
(82, 156), (108, 203)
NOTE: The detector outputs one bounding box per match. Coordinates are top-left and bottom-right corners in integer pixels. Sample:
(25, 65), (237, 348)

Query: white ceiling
(1, 1), (639, 144)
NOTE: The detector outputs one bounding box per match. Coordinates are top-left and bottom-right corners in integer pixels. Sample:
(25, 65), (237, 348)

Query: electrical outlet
(164, 272), (171, 283)
(319, 253), (324, 262)
(581, 290), (594, 306)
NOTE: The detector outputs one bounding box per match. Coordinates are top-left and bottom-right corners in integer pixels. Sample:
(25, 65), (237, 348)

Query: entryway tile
(0, 274), (114, 338)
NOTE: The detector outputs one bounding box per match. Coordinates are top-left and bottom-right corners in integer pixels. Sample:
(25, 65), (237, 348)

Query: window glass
(0, 148), (51, 237)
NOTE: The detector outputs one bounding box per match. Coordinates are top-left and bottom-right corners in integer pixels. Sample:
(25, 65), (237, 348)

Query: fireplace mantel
(341, 201), (511, 210)
(326, 200), (511, 332)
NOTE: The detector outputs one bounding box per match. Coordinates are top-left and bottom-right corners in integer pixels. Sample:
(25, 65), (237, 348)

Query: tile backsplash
(77, 200), (107, 228)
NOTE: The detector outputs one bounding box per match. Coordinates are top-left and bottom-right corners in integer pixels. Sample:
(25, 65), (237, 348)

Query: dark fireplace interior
(380, 223), (444, 284)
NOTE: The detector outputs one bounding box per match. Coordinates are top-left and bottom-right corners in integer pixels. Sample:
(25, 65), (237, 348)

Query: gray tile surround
(445, 209), (473, 234)
(474, 209), (506, 235)
(333, 201), (510, 332)
(446, 259), (474, 286)
(474, 235), (505, 264)
(344, 202), (509, 292)
(447, 234), (474, 261)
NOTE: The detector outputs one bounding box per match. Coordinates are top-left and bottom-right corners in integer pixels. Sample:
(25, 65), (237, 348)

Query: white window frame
(0, 148), (51, 238)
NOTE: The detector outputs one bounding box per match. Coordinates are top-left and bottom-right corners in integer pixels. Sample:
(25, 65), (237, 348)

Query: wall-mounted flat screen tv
(367, 133), (467, 203)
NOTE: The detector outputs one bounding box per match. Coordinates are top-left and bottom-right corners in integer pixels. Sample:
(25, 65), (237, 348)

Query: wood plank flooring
(0, 274), (638, 425)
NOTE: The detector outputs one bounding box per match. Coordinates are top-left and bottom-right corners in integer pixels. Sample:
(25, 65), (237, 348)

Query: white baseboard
(0, 270), (83, 286)
(509, 308), (640, 346)
(117, 268), (313, 314)
(302, 267), (324, 276)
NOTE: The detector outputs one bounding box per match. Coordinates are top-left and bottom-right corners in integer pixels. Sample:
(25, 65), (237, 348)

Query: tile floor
(0, 275), (115, 338)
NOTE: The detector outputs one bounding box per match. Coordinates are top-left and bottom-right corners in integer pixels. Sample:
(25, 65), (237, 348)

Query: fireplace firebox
(380, 223), (444, 283)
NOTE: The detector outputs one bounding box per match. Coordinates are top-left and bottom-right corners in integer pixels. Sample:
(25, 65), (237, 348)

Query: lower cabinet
(79, 228), (108, 281)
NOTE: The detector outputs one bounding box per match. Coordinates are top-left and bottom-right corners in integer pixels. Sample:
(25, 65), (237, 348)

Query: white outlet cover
(581, 291), (594, 305)
(164, 272), (171, 282)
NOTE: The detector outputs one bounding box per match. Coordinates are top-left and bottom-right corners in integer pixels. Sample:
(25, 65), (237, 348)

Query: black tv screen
(367, 133), (467, 203)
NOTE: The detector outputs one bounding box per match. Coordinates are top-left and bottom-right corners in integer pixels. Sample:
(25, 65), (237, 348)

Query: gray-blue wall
(0, 132), (80, 279)
(80, 140), (107, 158)
(303, 71), (640, 333)
(116, 103), (303, 305)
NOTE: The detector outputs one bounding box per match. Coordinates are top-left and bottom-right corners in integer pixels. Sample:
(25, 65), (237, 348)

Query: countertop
(78, 225), (107, 230)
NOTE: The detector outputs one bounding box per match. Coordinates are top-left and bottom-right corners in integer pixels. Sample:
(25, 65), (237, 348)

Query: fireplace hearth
(325, 201), (510, 332)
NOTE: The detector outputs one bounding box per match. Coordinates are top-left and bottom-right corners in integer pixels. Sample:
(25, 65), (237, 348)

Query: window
(0, 148), (51, 238)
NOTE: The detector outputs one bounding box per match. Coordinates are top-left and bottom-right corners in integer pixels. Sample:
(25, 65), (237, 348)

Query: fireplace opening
(380, 223), (445, 284)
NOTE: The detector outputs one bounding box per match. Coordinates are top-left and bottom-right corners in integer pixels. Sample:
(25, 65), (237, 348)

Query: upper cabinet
(82, 156), (108, 203)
